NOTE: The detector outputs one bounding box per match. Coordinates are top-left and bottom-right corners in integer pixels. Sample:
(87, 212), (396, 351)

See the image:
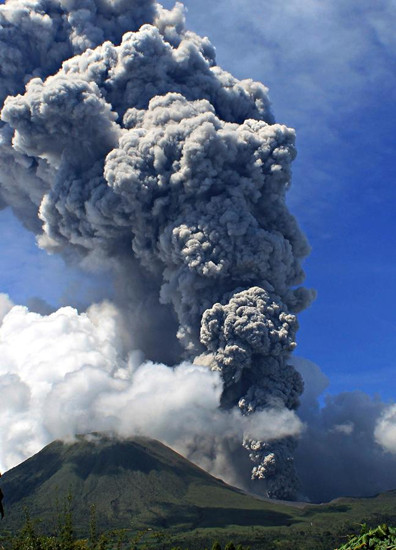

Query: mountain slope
(1, 434), (395, 546)
(0, 434), (294, 533)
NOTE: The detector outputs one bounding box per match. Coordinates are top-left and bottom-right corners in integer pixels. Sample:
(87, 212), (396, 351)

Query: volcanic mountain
(0, 434), (295, 534)
(2, 434), (395, 546)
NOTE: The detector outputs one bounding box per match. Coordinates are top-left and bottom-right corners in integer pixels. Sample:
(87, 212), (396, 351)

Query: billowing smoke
(0, 0), (316, 499)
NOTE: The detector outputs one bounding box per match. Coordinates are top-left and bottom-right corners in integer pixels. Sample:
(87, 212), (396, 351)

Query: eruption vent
(0, 0), (314, 499)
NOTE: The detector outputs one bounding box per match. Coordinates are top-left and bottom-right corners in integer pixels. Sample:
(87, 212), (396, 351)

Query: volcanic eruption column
(0, 0), (314, 499)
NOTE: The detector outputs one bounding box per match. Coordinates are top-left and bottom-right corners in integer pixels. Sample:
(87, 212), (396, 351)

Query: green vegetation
(335, 523), (396, 549)
(0, 508), (253, 550)
(0, 500), (395, 550)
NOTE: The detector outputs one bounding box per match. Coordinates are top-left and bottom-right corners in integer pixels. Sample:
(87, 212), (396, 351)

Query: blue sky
(0, 0), (395, 403)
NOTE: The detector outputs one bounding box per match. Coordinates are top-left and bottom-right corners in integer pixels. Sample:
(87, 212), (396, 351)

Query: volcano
(0, 434), (294, 534)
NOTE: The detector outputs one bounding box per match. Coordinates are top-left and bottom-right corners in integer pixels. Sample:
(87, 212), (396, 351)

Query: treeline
(0, 512), (249, 550)
(0, 499), (395, 550)
(0, 501), (250, 550)
(1, 517), (396, 550)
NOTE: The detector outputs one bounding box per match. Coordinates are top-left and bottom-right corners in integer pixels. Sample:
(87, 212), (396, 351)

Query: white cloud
(0, 293), (13, 324)
(375, 404), (396, 454)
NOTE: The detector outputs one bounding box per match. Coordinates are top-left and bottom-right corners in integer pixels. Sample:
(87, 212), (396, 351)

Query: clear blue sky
(0, 0), (395, 402)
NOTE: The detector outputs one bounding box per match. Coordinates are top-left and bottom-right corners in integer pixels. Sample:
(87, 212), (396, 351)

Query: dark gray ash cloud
(0, 0), (318, 499)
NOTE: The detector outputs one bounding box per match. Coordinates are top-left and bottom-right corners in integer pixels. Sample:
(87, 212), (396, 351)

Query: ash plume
(0, 0), (315, 498)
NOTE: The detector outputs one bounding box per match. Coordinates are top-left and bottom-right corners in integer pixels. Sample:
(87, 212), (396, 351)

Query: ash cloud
(0, 0), (157, 230)
(0, 0), (317, 499)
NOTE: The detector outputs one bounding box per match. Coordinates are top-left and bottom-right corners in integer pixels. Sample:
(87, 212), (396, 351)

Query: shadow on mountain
(2, 448), (63, 504)
(194, 507), (293, 528)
